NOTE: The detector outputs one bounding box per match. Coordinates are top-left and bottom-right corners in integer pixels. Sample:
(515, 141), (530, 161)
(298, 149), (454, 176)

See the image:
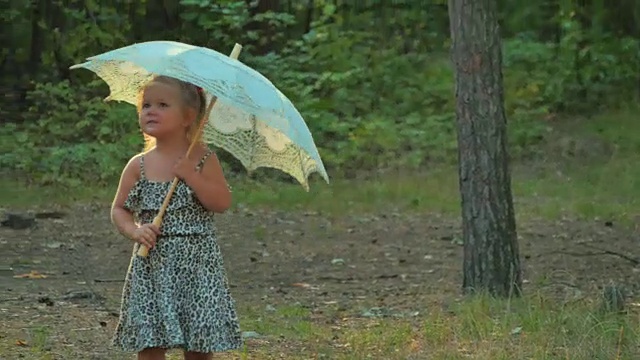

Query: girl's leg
(138, 347), (167, 360)
(183, 350), (212, 360)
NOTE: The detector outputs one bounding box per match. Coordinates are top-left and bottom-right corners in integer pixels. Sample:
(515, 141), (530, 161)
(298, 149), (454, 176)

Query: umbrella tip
(230, 44), (243, 59)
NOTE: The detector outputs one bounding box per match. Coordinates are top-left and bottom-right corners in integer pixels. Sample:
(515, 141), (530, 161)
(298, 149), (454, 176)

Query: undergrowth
(4, 293), (638, 359)
(2, 7), (638, 186)
(2, 105), (639, 224)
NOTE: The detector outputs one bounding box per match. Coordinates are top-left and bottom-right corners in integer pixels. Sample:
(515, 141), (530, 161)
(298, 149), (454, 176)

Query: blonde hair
(137, 75), (207, 152)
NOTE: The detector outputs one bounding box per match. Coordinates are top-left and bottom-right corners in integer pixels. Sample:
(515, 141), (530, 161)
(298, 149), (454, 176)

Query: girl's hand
(131, 223), (161, 249)
(173, 156), (198, 181)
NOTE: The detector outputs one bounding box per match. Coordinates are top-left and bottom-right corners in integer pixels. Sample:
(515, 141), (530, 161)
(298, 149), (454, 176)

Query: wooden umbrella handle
(137, 43), (243, 257)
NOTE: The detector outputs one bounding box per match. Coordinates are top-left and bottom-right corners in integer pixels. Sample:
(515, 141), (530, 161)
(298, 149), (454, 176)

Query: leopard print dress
(112, 151), (242, 353)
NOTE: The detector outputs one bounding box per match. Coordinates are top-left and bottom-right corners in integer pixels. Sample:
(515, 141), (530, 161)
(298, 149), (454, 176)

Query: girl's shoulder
(192, 143), (213, 156)
(139, 147), (156, 158)
(114, 153), (143, 203)
(123, 153), (143, 179)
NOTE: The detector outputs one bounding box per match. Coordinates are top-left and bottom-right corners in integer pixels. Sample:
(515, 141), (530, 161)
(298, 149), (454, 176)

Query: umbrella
(70, 41), (329, 257)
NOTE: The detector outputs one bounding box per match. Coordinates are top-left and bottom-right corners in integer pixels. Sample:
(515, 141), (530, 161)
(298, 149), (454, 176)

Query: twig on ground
(540, 243), (640, 266)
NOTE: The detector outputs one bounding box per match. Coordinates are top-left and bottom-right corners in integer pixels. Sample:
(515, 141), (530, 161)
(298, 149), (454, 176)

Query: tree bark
(448, 0), (522, 297)
(244, 0), (281, 54)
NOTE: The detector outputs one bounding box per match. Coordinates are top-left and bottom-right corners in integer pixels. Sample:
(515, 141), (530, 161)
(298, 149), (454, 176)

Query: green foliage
(1, 1), (639, 186)
(178, 0), (296, 52)
(5, 103), (639, 224)
(0, 80), (140, 185)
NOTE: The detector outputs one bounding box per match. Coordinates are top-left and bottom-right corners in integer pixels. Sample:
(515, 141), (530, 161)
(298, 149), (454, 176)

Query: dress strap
(139, 154), (146, 178)
(196, 149), (214, 172)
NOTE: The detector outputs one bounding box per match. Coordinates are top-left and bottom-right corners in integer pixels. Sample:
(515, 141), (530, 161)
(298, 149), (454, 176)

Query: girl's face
(139, 82), (192, 140)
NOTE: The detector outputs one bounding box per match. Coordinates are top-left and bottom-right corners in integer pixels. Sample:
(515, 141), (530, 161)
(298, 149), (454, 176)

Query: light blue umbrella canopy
(70, 40), (329, 190)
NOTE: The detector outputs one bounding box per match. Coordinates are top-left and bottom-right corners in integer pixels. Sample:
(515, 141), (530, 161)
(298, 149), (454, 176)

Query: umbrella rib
(297, 148), (309, 192)
(248, 115), (257, 173)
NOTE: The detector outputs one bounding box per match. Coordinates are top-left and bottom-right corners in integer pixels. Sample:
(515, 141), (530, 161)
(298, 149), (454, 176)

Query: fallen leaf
(13, 270), (48, 279)
(15, 339), (28, 346)
(410, 338), (422, 352)
(291, 282), (319, 290)
(241, 331), (261, 339)
(511, 326), (523, 335)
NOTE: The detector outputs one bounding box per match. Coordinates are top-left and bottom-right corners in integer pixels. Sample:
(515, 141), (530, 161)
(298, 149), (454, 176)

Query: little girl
(110, 75), (242, 360)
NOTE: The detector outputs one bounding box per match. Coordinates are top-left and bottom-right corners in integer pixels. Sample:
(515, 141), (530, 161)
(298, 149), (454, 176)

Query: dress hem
(112, 340), (243, 354)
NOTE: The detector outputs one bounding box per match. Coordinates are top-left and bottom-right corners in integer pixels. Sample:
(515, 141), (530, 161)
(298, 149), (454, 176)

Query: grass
(8, 294), (635, 360)
(241, 294), (639, 359)
(2, 159), (640, 224)
(147, 294), (640, 359)
(2, 106), (640, 359)
(3, 107), (640, 224)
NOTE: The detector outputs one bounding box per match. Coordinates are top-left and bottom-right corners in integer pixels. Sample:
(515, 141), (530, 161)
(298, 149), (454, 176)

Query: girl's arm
(176, 152), (232, 213)
(111, 155), (142, 239)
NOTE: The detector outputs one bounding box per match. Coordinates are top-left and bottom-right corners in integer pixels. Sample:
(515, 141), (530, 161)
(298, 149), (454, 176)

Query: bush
(0, 80), (141, 185)
(2, 3), (638, 186)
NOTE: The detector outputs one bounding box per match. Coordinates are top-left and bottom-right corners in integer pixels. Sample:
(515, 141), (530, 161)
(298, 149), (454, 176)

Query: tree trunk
(304, 0), (314, 34)
(29, 0), (45, 78)
(244, 0), (281, 54)
(448, 0), (522, 297)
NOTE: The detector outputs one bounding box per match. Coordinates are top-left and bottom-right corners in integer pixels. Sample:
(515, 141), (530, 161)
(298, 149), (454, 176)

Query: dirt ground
(1, 202), (639, 359)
